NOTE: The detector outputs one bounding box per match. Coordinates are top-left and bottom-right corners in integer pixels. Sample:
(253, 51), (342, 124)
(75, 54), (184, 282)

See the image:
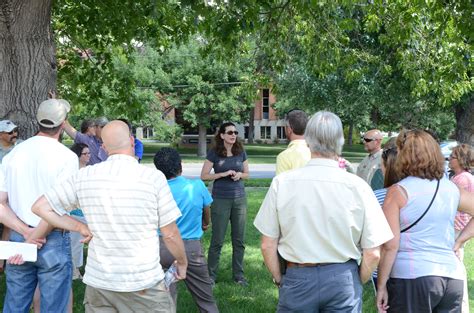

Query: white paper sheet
(0, 241), (37, 262)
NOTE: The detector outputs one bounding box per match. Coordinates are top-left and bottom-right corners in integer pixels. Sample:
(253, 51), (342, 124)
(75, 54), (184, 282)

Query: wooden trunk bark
(347, 121), (354, 146)
(197, 123), (207, 157)
(0, 0), (56, 139)
(247, 106), (255, 144)
(454, 95), (474, 146)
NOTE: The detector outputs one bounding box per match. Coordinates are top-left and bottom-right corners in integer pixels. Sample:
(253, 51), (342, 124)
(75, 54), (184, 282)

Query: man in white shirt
(30, 120), (188, 313)
(2, 99), (79, 313)
(254, 111), (393, 312)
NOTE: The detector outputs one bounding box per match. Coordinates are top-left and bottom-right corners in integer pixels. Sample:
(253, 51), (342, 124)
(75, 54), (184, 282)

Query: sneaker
(234, 277), (248, 287)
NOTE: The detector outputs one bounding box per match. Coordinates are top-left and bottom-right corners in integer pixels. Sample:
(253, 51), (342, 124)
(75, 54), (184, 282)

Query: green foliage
(130, 41), (256, 131)
(152, 119), (183, 147)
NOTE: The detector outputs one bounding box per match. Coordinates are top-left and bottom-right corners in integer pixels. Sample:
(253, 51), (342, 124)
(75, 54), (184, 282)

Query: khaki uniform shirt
(254, 158), (393, 264)
(356, 150), (382, 187)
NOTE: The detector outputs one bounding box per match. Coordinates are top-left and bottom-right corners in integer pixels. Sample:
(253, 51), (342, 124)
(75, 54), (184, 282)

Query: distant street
(144, 162), (360, 179)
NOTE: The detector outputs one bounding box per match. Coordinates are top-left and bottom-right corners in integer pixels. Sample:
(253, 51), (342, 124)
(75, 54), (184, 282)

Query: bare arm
(63, 120), (78, 140)
(30, 196), (92, 242)
(200, 160), (234, 181)
(261, 235), (281, 286)
(376, 186), (405, 312)
(359, 247), (380, 283)
(0, 192), (30, 237)
(160, 222), (187, 279)
(202, 206), (210, 231)
(454, 188), (474, 252)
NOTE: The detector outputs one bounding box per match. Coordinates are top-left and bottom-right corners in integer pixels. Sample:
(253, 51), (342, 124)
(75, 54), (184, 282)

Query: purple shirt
(74, 132), (107, 165)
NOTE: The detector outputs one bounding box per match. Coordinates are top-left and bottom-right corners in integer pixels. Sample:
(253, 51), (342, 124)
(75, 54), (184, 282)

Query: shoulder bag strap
(400, 179), (440, 233)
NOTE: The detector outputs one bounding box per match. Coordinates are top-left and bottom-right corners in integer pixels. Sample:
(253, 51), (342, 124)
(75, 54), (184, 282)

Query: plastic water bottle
(164, 263), (178, 289)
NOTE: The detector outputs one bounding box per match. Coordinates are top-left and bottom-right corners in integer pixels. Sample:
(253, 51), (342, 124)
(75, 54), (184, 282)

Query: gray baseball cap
(36, 99), (71, 128)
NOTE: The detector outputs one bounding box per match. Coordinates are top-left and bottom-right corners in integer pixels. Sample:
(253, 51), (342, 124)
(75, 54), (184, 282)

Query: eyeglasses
(225, 131), (239, 136)
(363, 137), (377, 143)
(382, 147), (397, 160)
(81, 152), (91, 155)
(7, 129), (18, 135)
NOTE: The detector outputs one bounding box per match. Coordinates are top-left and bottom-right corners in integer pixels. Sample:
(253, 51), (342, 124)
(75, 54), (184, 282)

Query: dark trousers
(387, 276), (463, 313)
(277, 260), (362, 313)
(207, 197), (247, 281)
(160, 238), (218, 313)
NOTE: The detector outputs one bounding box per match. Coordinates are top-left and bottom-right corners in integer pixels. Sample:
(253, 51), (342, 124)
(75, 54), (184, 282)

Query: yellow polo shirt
(275, 139), (311, 175)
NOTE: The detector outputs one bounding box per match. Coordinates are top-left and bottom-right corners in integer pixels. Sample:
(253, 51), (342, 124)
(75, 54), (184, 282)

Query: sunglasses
(362, 137), (377, 143)
(6, 129), (18, 135)
(382, 147), (397, 159)
(225, 131), (239, 136)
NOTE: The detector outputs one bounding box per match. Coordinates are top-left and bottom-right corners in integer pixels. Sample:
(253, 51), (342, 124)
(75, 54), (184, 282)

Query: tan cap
(36, 99), (70, 128)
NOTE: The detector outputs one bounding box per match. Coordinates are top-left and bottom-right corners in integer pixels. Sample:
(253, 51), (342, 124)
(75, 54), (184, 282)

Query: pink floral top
(452, 171), (474, 231)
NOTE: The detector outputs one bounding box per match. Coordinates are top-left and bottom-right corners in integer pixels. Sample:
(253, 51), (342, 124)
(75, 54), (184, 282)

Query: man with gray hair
(357, 129), (384, 190)
(275, 109), (311, 175)
(254, 111), (393, 312)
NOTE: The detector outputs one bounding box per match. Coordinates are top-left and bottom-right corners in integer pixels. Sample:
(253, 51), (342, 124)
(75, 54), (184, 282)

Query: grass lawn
(2, 187), (471, 312)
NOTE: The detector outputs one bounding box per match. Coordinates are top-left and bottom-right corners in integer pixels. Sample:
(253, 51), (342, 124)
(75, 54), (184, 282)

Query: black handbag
(400, 179), (440, 233)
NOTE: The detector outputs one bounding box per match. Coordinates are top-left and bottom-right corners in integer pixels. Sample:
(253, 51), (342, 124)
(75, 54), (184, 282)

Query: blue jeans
(277, 260), (362, 313)
(3, 230), (72, 313)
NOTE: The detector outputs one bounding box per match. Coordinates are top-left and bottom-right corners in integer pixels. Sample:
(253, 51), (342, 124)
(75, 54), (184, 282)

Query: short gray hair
(304, 111), (345, 157)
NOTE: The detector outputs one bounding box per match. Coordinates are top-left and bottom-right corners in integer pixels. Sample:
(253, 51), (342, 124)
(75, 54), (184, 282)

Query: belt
(286, 261), (335, 268)
(28, 225), (69, 233)
(52, 228), (70, 234)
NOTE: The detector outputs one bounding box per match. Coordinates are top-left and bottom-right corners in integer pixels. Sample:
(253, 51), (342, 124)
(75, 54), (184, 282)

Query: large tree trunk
(0, 0), (56, 139)
(347, 121), (354, 146)
(455, 95), (474, 146)
(247, 106), (255, 144)
(197, 123), (207, 157)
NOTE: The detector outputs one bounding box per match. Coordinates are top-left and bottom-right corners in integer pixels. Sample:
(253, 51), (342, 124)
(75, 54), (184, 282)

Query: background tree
(0, 0), (207, 137)
(130, 42), (256, 156)
(200, 1), (473, 144)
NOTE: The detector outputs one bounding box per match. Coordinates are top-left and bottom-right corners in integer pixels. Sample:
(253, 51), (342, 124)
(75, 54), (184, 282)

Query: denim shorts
(4, 229), (72, 313)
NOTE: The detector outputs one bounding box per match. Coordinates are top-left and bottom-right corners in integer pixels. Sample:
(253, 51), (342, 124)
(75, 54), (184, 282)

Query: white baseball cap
(0, 120), (18, 133)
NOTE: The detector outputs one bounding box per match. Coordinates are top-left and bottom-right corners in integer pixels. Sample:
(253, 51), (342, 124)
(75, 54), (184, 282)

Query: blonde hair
(395, 129), (444, 180)
(451, 144), (474, 172)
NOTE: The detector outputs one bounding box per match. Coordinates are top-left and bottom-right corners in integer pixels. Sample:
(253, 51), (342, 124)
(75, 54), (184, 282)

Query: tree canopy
(1, 0), (472, 143)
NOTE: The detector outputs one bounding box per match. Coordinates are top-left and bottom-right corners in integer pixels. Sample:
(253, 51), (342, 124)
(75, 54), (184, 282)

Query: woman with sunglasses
(201, 122), (249, 286)
(377, 130), (474, 313)
(449, 144), (474, 313)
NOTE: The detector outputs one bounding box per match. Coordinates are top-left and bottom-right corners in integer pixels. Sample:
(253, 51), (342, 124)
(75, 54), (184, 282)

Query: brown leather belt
(286, 261), (335, 268)
(52, 228), (69, 233)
